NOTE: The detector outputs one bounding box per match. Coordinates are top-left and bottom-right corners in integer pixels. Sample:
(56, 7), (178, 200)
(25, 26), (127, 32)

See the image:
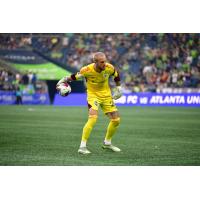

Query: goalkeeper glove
(112, 86), (122, 100)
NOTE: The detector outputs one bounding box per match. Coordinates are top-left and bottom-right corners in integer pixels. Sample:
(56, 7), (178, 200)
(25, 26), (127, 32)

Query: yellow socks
(80, 116), (120, 148)
(81, 115), (97, 142)
(105, 118), (120, 142)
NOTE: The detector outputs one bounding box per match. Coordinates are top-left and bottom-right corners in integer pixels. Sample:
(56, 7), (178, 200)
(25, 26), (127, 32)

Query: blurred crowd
(0, 67), (46, 94)
(0, 34), (32, 49)
(0, 33), (199, 92)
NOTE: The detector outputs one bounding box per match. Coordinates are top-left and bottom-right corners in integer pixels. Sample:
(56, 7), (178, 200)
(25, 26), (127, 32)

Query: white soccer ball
(57, 83), (71, 97)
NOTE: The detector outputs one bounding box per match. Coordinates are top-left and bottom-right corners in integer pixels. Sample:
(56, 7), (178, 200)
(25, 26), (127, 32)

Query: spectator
(22, 72), (29, 85)
(15, 86), (23, 105)
(0, 33), (199, 92)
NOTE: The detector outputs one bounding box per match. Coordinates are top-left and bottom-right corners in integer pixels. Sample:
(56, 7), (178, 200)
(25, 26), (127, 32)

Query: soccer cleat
(78, 147), (91, 154)
(102, 144), (121, 152)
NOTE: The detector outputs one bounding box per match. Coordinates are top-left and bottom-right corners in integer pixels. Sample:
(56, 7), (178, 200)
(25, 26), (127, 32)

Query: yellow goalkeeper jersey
(74, 63), (120, 98)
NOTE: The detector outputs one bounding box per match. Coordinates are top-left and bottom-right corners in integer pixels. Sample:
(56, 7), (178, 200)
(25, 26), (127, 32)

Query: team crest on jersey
(103, 73), (109, 78)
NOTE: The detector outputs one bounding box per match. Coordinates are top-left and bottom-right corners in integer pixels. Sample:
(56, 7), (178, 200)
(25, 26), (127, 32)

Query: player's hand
(112, 86), (122, 100)
(56, 77), (70, 88)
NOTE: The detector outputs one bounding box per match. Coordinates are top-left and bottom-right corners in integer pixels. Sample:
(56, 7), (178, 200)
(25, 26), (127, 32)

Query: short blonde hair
(93, 52), (106, 62)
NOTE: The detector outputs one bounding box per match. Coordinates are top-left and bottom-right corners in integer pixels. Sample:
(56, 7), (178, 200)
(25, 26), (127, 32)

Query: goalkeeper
(57, 52), (122, 154)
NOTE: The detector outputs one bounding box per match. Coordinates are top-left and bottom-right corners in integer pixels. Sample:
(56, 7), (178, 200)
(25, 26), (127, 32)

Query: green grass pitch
(0, 106), (200, 165)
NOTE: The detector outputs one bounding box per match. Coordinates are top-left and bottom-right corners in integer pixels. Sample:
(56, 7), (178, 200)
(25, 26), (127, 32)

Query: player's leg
(104, 111), (120, 143)
(78, 108), (98, 154)
(78, 99), (99, 154)
(81, 108), (98, 145)
(102, 111), (121, 152)
(101, 98), (121, 152)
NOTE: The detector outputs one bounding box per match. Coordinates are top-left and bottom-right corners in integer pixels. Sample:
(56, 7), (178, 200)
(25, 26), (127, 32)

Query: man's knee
(83, 115), (98, 133)
(111, 117), (120, 127)
(88, 115), (98, 126)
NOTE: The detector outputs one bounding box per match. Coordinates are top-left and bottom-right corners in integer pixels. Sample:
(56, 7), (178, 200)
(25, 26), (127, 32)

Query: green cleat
(78, 147), (91, 154)
(102, 144), (121, 152)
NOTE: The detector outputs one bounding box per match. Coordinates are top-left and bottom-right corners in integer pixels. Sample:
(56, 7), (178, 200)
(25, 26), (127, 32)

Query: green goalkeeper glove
(112, 86), (122, 100)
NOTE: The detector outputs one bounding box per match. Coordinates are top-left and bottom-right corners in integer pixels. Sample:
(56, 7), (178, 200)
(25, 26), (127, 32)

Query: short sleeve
(79, 66), (90, 77)
(108, 64), (120, 82)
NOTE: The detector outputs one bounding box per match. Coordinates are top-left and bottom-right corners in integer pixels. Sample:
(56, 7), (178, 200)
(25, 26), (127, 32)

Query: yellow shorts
(87, 96), (118, 114)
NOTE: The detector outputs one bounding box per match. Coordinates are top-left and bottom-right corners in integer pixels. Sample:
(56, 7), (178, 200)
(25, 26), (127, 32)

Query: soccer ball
(57, 83), (71, 97)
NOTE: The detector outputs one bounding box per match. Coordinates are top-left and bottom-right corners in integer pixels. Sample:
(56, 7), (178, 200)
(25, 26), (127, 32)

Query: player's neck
(94, 64), (102, 73)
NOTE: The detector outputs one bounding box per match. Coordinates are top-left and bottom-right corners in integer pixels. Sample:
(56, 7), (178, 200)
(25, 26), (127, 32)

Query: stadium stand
(0, 58), (47, 94)
(0, 33), (199, 93)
